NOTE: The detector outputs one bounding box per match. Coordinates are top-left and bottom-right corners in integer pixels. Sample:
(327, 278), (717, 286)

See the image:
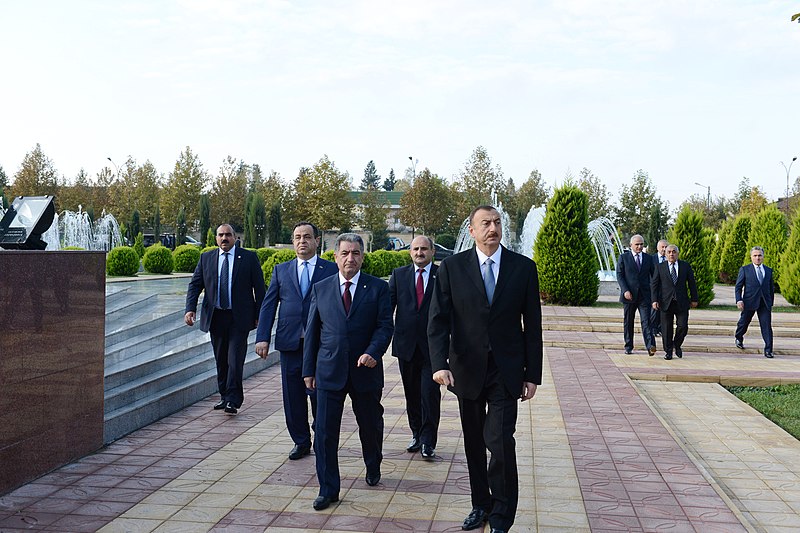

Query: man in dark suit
(256, 222), (338, 460)
(429, 205), (543, 533)
(303, 233), (393, 511)
(185, 224), (266, 415)
(617, 234), (657, 355)
(735, 246), (775, 358)
(650, 244), (698, 360)
(389, 235), (440, 460)
(650, 239), (668, 337)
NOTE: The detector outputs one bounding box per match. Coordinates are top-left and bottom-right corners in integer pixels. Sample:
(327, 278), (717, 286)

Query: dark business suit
(257, 257), (338, 447)
(186, 246), (266, 407)
(428, 246), (543, 531)
(616, 251), (655, 352)
(650, 259), (698, 355)
(735, 263), (774, 352)
(650, 252), (667, 335)
(303, 272), (393, 500)
(389, 263), (440, 449)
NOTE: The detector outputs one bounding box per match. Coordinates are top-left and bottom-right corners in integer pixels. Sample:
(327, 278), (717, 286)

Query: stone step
(104, 292), (159, 322)
(105, 313), (194, 364)
(105, 285), (130, 305)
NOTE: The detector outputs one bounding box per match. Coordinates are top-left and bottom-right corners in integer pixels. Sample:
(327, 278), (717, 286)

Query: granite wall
(0, 251), (106, 495)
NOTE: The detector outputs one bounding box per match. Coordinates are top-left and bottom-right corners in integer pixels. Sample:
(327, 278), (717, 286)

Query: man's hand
(521, 382), (537, 401)
(623, 291), (633, 301)
(737, 301), (744, 311)
(304, 376), (315, 390)
(184, 312), (195, 326)
(255, 341), (269, 359)
(652, 302), (660, 310)
(691, 301), (698, 309)
(357, 354), (377, 368)
(433, 370), (454, 387)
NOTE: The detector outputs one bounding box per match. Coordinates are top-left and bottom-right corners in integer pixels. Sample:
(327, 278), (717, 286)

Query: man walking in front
(616, 234), (656, 355)
(429, 205), (543, 533)
(650, 239), (669, 337)
(303, 233), (393, 511)
(185, 224), (266, 414)
(650, 244), (698, 360)
(735, 246), (775, 358)
(389, 235), (440, 460)
(256, 222), (338, 460)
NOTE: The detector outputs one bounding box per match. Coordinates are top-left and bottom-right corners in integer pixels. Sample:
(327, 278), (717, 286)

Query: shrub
(710, 218), (732, 282)
(173, 244), (201, 273)
(366, 250), (394, 277)
(107, 246), (140, 276)
(435, 233), (456, 250)
(321, 250), (335, 261)
(780, 213), (800, 305)
(262, 248), (296, 285)
(133, 232), (145, 258)
(206, 228), (216, 247)
(62, 246), (85, 251)
(719, 215), (751, 284)
(143, 244), (175, 274)
(201, 245), (218, 254)
(667, 206), (715, 307)
(534, 185), (598, 305)
(256, 247), (277, 265)
(745, 205), (788, 290)
(361, 252), (374, 276)
(394, 250), (412, 268)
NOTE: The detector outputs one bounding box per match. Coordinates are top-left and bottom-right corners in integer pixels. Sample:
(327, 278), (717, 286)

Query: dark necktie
(219, 252), (230, 309)
(670, 263), (677, 285)
(416, 268), (424, 309)
(635, 254), (641, 270)
(343, 280), (352, 314)
(483, 258), (495, 304)
(660, 255), (665, 263)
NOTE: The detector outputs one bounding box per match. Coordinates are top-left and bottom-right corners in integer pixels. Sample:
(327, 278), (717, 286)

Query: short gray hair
(335, 233), (364, 252)
(666, 244), (679, 253)
(751, 246), (764, 255)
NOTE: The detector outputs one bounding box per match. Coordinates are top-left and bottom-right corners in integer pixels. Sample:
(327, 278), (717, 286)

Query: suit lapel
(208, 251), (219, 301)
(349, 274), (369, 316)
(230, 246), (242, 290)
(405, 265), (417, 307)
(465, 248), (486, 296)
(492, 247), (514, 305)
(286, 258), (302, 297)
(423, 264), (438, 305)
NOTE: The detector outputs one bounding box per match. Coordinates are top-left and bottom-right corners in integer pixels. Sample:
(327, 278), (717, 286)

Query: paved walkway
(3, 303), (800, 532)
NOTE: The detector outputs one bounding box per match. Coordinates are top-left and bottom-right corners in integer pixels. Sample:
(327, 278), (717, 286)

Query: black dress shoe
(735, 338), (745, 350)
(675, 347), (683, 358)
(624, 348), (633, 354)
(365, 472), (381, 486)
(765, 350), (774, 358)
(490, 529), (506, 533)
(648, 345), (657, 356)
(312, 495), (338, 511)
(406, 437), (420, 453)
(289, 444), (311, 460)
(420, 444), (435, 460)
(462, 508), (488, 530)
(224, 402), (238, 415)
(213, 400), (227, 410)
(664, 353), (672, 360)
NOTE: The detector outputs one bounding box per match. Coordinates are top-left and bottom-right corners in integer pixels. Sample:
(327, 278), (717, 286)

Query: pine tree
(361, 160), (381, 190)
(780, 212), (800, 305)
(667, 206), (715, 307)
(746, 205), (788, 289)
(534, 185), (598, 305)
(382, 169), (396, 191)
(719, 215), (751, 284)
(199, 194), (211, 247)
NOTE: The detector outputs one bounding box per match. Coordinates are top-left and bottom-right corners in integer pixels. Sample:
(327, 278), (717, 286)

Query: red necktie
(343, 280), (352, 314)
(416, 269), (424, 309)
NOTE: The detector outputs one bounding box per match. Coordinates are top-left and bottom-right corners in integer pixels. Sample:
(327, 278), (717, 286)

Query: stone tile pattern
(0, 251), (106, 494)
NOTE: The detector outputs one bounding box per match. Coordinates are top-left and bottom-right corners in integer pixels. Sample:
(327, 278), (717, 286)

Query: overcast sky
(1, 0), (798, 213)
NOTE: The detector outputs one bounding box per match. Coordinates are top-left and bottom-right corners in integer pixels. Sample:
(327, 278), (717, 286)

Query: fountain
(517, 205), (546, 259)
(39, 206), (123, 251)
(587, 217), (624, 281)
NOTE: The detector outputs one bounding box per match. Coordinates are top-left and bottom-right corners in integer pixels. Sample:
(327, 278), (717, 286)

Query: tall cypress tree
(719, 215), (751, 284)
(745, 205), (788, 290)
(668, 206), (715, 307)
(710, 218), (733, 282)
(780, 212), (800, 305)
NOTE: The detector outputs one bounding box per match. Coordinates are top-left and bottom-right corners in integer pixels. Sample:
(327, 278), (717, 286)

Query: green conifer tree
(667, 206), (715, 307)
(780, 212), (800, 305)
(719, 215), (751, 284)
(745, 205), (788, 290)
(710, 218), (732, 282)
(534, 185), (598, 305)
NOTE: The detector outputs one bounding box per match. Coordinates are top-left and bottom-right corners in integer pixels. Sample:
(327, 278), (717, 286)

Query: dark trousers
(281, 344), (317, 448)
(398, 347), (441, 448)
(735, 300), (773, 351)
(660, 300), (689, 354)
(457, 357), (519, 531)
(209, 309), (249, 408)
(650, 306), (661, 335)
(622, 299), (654, 351)
(314, 385), (384, 498)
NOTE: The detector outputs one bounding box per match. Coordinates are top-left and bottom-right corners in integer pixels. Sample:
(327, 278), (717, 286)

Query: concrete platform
(2, 297), (800, 532)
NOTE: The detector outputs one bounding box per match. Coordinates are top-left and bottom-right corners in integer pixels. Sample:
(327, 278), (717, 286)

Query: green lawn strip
(726, 384), (800, 441)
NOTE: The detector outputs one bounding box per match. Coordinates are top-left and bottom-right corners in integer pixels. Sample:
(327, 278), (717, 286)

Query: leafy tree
(361, 160), (381, 190)
(199, 194), (211, 247)
(383, 168), (396, 191)
(210, 156), (248, 231)
(11, 143), (60, 207)
(719, 215), (751, 284)
(534, 185), (598, 305)
(358, 188), (389, 250)
(679, 193), (729, 231)
(745, 205), (788, 289)
(739, 186), (769, 216)
(0, 164), (8, 207)
(286, 156), (353, 231)
(132, 160), (161, 226)
(259, 170), (284, 209)
(576, 167), (608, 222)
(667, 206), (715, 306)
(92, 167), (114, 215)
(780, 212), (800, 305)
(456, 146), (506, 223)
(248, 163), (264, 193)
(399, 168), (455, 235)
(645, 203), (668, 253)
(161, 146), (206, 228)
(512, 169), (550, 237)
(59, 168), (93, 212)
(176, 206), (187, 246)
(614, 169), (667, 241)
(710, 218), (733, 282)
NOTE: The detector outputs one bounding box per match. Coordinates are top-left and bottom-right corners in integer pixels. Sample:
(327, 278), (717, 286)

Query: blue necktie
(483, 258), (495, 304)
(219, 252), (230, 309)
(300, 260), (310, 296)
(757, 266), (763, 284)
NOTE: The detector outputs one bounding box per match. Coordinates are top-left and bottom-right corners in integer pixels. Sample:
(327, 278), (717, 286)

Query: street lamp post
(781, 157), (798, 212)
(107, 157), (120, 179)
(694, 182), (711, 210)
(408, 156), (418, 179)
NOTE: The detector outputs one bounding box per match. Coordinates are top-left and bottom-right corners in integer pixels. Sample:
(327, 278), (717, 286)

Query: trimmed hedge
(143, 244), (175, 274)
(435, 233), (456, 249)
(667, 206), (715, 307)
(745, 205), (788, 290)
(262, 249), (297, 285)
(321, 250), (335, 261)
(107, 246), (140, 276)
(173, 244), (201, 273)
(256, 247), (277, 266)
(201, 245), (218, 254)
(719, 215), (751, 284)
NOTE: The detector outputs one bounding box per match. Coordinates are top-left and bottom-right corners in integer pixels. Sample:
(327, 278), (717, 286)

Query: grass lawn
(726, 384), (800, 441)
